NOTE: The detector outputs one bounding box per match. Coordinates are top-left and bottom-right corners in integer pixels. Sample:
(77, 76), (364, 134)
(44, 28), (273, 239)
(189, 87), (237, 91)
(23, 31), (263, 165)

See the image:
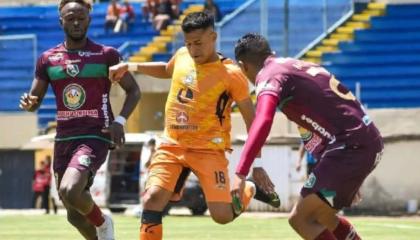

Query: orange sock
(140, 223), (162, 240)
(140, 210), (163, 240)
(241, 181), (256, 210)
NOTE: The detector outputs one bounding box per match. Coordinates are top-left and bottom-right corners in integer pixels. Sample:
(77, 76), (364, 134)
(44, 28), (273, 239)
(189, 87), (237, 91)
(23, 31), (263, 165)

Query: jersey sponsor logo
(78, 51), (103, 57)
(66, 63), (80, 77)
(57, 109), (99, 120)
(176, 111), (189, 124)
(48, 53), (64, 62)
(298, 126), (322, 153)
(65, 59), (81, 64)
(256, 80), (278, 96)
(168, 124), (198, 130)
(303, 172), (316, 188)
(63, 83), (86, 110)
(101, 94), (110, 128)
(78, 155), (91, 167)
(301, 114), (336, 143)
(170, 111), (198, 130)
(177, 88), (193, 103)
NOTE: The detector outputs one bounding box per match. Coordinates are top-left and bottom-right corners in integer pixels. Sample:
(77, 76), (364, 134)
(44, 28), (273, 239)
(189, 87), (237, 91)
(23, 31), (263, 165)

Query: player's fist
(109, 62), (129, 83)
(102, 121), (125, 148)
(19, 93), (39, 111)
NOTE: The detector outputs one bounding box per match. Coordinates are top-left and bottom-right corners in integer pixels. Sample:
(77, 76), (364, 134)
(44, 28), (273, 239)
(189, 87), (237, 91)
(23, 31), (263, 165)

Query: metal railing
(183, 0), (354, 59)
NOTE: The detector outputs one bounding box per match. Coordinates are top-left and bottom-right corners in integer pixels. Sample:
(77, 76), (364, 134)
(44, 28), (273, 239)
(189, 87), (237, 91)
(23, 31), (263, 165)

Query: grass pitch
(0, 213), (419, 239)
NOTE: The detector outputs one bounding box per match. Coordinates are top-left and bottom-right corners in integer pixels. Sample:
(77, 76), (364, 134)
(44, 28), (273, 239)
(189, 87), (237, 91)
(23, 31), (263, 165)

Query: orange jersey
(163, 47), (250, 150)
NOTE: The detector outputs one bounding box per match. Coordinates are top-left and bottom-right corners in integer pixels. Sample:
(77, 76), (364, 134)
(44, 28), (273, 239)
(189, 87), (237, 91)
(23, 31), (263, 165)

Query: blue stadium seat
(320, 4), (420, 108)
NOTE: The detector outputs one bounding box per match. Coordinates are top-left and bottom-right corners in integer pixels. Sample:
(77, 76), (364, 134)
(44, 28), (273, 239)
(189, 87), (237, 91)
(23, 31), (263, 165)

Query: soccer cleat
(247, 179), (281, 208)
(96, 214), (115, 240)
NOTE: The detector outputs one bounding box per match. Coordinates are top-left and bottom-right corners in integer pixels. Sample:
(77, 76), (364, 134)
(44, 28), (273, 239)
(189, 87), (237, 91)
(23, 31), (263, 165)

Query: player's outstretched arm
(103, 72), (141, 147)
(236, 94), (279, 176)
(19, 78), (48, 112)
(236, 97), (255, 133)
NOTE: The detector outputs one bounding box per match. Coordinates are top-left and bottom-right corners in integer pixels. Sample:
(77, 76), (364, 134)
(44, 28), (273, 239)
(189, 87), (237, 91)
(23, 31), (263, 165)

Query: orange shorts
(145, 145), (231, 203)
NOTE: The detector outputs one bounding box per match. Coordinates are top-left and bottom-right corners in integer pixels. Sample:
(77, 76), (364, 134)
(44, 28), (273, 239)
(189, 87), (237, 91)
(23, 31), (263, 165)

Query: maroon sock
(333, 216), (361, 240)
(315, 229), (337, 240)
(85, 204), (105, 227)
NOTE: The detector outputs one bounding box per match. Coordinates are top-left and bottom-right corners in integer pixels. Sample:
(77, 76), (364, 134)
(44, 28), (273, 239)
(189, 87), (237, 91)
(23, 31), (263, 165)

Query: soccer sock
(241, 181), (256, 210)
(140, 210), (163, 240)
(85, 204), (105, 227)
(315, 229), (337, 240)
(333, 216), (361, 240)
(232, 181), (256, 218)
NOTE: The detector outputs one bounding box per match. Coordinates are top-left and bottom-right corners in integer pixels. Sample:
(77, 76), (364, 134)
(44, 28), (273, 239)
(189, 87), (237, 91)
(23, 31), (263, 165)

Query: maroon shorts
(301, 137), (383, 210)
(53, 138), (109, 176)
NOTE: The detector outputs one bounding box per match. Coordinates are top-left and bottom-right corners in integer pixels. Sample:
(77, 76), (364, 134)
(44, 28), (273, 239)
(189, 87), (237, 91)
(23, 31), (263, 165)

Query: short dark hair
(59, 0), (92, 13)
(182, 11), (214, 33)
(234, 33), (272, 64)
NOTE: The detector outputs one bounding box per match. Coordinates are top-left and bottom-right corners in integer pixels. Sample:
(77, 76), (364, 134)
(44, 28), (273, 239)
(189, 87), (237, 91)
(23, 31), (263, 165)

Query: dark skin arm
(19, 78), (49, 112)
(102, 71), (141, 147)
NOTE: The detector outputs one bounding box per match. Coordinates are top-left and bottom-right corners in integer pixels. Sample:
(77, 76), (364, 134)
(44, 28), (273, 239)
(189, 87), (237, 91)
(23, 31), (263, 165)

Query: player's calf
(332, 216), (361, 240)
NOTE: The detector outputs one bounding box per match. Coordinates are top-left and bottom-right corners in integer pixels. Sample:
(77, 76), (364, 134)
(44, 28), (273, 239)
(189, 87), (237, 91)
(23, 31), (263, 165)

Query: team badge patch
(183, 69), (196, 85)
(303, 172), (317, 188)
(78, 155), (91, 167)
(63, 83), (86, 110)
(66, 63), (80, 77)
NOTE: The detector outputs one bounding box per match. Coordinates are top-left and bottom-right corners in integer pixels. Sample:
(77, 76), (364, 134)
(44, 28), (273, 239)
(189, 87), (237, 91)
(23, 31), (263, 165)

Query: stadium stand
(303, 2), (420, 108)
(0, 1), (241, 128)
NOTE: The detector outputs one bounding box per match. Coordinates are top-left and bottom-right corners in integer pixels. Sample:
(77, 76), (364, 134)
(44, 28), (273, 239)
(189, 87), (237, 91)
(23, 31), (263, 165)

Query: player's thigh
(142, 185), (174, 211)
(188, 150), (231, 203)
(145, 146), (185, 194)
(290, 194), (337, 224)
(301, 144), (378, 210)
(59, 167), (91, 197)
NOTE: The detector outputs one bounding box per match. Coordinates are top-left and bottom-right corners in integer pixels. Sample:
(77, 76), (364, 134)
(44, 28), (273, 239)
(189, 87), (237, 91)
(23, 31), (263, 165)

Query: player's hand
(296, 163), (302, 172)
(252, 167), (275, 194)
(351, 190), (362, 206)
(102, 121), (125, 148)
(231, 173), (246, 203)
(19, 93), (39, 111)
(109, 62), (129, 83)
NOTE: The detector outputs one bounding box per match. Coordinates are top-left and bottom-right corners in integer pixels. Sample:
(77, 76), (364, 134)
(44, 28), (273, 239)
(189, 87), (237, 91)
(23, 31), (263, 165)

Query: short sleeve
(255, 74), (286, 100)
(106, 47), (122, 67)
(228, 69), (250, 102)
(35, 54), (49, 82)
(167, 47), (188, 76)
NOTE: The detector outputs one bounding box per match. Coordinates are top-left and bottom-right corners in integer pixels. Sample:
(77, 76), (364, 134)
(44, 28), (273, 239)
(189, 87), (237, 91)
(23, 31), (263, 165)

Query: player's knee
(67, 211), (84, 227)
(288, 211), (302, 230)
(58, 185), (80, 206)
(210, 212), (233, 225)
(142, 188), (169, 210)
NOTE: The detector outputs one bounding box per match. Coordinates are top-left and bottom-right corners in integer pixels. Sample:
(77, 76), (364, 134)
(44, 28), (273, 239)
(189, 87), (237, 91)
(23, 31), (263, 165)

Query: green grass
(0, 214), (419, 239)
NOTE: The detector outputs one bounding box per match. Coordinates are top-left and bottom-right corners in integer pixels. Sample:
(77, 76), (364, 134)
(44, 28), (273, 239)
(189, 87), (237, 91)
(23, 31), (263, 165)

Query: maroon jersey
(35, 39), (120, 140)
(256, 57), (381, 158)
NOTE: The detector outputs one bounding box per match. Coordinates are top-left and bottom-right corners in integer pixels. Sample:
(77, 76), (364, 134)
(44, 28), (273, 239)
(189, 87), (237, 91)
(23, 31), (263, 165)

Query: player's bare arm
(109, 55), (175, 82)
(103, 72), (141, 147)
(19, 77), (49, 112)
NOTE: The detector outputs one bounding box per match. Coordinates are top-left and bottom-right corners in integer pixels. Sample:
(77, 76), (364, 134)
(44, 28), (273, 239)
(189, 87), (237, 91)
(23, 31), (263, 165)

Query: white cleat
(96, 214), (115, 240)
